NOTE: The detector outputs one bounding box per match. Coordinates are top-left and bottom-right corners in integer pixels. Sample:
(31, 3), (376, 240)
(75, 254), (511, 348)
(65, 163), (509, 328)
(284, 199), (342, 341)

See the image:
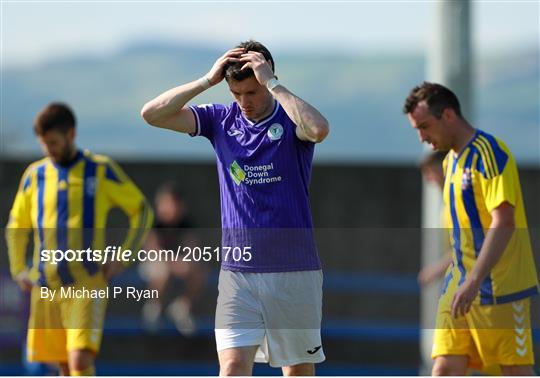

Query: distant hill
(1, 42), (538, 164)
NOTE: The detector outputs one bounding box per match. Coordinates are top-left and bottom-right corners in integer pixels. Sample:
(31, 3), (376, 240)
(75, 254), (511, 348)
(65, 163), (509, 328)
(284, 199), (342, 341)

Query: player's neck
(65, 146), (78, 163)
(250, 98), (275, 123)
(451, 122), (476, 155)
(56, 146), (80, 167)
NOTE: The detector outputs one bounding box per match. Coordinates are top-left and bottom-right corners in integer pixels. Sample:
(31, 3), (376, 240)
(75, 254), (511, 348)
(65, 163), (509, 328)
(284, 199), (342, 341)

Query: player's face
(37, 128), (76, 165)
(228, 76), (274, 121)
(408, 102), (452, 151)
(156, 192), (185, 225)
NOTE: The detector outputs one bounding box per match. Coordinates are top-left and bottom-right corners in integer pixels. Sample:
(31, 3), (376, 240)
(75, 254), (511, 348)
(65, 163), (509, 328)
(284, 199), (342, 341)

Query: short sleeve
(104, 159), (147, 216)
(476, 145), (517, 213)
(188, 103), (228, 142)
(104, 159), (154, 252)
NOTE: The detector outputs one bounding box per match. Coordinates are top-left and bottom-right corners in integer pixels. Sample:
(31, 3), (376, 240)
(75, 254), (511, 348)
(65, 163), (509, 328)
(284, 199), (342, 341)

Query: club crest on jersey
(462, 168), (472, 190)
(58, 180), (68, 191)
(267, 123), (284, 141)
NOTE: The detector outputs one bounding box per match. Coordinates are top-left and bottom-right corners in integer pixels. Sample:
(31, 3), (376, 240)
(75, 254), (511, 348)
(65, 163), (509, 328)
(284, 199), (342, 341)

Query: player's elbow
(140, 102), (161, 127)
(311, 121), (329, 143)
(492, 202), (516, 230)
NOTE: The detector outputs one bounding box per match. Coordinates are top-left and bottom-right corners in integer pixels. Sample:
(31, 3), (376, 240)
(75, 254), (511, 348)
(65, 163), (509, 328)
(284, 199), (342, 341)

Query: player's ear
(66, 127), (76, 143)
(442, 108), (456, 123)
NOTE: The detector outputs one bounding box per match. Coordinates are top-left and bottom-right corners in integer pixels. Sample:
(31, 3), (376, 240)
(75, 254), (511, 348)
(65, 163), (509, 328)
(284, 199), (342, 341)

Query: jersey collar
(241, 100), (279, 128)
(452, 129), (479, 160)
(51, 149), (84, 170)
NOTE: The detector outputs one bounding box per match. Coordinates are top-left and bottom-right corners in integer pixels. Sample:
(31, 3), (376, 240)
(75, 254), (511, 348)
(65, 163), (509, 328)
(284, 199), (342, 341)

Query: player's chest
(217, 121), (293, 162)
(443, 164), (481, 206)
(38, 169), (100, 208)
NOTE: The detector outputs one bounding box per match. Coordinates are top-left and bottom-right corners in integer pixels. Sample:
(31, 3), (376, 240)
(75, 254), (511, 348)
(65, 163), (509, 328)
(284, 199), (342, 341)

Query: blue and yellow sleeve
(5, 166), (34, 278)
(475, 138), (516, 213)
(104, 160), (154, 256)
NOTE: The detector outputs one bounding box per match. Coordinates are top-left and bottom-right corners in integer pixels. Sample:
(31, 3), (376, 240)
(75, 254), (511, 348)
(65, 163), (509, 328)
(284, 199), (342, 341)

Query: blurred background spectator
(139, 183), (209, 336)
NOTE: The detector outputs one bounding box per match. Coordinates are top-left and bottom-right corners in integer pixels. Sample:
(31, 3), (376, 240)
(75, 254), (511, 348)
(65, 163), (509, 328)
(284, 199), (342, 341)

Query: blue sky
(2, 1), (538, 67)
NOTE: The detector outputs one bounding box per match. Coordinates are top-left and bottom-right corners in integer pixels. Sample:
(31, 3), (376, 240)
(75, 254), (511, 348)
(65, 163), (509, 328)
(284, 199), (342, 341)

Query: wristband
(266, 77), (281, 91)
(198, 76), (212, 90)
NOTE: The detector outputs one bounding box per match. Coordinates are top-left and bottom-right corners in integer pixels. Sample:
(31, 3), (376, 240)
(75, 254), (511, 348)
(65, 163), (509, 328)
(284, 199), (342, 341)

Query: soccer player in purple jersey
(141, 40), (329, 376)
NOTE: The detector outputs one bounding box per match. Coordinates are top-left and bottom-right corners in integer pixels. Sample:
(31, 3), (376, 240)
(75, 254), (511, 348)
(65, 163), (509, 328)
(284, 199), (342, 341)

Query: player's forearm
(124, 200), (154, 255)
(435, 255), (453, 276)
(271, 86), (329, 143)
(141, 78), (209, 127)
(468, 221), (514, 288)
(5, 227), (30, 278)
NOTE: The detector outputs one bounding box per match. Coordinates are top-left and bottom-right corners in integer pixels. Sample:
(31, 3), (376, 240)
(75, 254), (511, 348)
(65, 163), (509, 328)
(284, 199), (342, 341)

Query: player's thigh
(215, 270), (266, 353)
(432, 287), (482, 369)
(27, 328), (68, 363)
(282, 363), (315, 376)
(27, 287), (67, 363)
(259, 270), (323, 330)
(63, 281), (108, 354)
(432, 319), (483, 371)
(469, 299), (534, 367)
(432, 325), (477, 361)
(264, 328), (325, 367)
(432, 355), (469, 376)
(68, 348), (95, 371)
(215, 270), (263, 330)
(218, 345), (259, 375)
(259, 271), (325, 367)
(500, 364), (535, 376)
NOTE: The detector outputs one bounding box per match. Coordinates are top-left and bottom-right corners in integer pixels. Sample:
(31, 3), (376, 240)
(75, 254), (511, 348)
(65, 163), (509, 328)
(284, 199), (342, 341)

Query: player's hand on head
(239, 51), (274, 86)
(206, 48), (244, 86)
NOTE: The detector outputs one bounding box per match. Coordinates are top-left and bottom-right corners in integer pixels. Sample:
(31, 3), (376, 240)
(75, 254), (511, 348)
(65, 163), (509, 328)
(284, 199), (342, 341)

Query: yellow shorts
(432, 296), (534, 368)
(27, 274), (108, 363)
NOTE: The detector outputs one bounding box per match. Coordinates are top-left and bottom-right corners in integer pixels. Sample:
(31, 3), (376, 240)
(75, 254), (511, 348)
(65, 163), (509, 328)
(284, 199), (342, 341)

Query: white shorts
(215, 269), (325, 368)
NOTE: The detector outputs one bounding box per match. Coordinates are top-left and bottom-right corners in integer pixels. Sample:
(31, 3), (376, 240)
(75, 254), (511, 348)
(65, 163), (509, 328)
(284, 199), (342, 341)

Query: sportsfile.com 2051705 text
(40, 245), (253, 265)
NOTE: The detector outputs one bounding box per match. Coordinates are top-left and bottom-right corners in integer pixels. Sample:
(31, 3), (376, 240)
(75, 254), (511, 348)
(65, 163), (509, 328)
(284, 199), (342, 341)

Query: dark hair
(420, 151), (447, 170)
(224, 40), (275, 82)
(34, 102), (76, 135)
(403, 82), (462, 119)
(156, 181), (184, 202)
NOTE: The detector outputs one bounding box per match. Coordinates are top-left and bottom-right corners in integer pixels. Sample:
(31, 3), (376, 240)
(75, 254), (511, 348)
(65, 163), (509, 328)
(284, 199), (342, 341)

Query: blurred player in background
(141, 40), (329, 376)
(404, 82), (539, 376)
(6, 103), (153, 376)
(139, 182), (208, 336)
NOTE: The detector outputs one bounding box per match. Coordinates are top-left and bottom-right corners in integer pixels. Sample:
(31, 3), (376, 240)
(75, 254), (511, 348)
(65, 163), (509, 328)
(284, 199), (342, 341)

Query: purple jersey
(189, 100), (321, 272)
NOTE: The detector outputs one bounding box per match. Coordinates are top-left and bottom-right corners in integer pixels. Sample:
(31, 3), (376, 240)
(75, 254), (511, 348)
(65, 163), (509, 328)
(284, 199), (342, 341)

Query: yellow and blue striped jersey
(6, 150), (153, 289)
(442, 130), (538, 305)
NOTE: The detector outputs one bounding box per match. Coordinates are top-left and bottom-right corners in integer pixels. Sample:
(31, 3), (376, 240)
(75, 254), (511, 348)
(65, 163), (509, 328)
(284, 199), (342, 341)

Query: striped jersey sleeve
(5, 162), (41, 278)
(103, 159), (154, 254)
(473, 134), (517, 212)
